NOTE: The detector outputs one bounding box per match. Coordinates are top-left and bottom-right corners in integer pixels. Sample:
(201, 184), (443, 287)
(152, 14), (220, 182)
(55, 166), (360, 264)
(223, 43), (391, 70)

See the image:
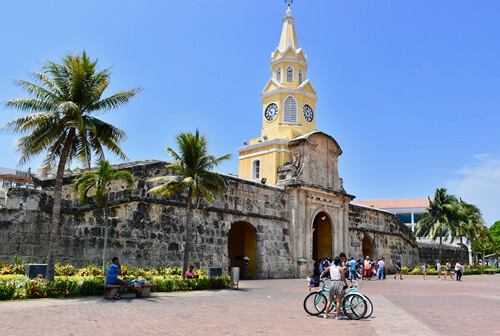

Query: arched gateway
(228, 221), (256, 278)
(362, 235), (375, 260)
(312, 212), (332, 274)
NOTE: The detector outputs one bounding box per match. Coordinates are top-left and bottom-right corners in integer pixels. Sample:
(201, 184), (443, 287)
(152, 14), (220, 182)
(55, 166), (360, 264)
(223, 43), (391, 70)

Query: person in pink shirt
(185, 265), (197, 279)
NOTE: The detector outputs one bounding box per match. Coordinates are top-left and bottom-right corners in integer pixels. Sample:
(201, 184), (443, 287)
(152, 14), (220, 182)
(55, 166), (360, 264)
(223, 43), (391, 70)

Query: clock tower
(238, 6), (318, 185)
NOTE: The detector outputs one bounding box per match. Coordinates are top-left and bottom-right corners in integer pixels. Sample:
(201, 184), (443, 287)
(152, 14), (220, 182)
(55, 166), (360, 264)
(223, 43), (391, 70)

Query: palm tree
(71, 160), (135, 274)
(2, 51), (141, 281)
(455, 200), (485, 261)
(147, 130), (231, 279)
(416, 188), (458, 260)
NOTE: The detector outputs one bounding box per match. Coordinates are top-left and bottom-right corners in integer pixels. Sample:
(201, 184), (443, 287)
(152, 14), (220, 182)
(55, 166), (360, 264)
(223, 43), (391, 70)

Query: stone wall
(417, 241), (469, 265)
(348, 204), (419, 272)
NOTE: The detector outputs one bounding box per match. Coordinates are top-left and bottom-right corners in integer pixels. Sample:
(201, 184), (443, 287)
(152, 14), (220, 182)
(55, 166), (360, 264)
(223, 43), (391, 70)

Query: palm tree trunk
(438, 224), (443, 261)
(182, 188), (194, 280)
(46, 129), (75, 282)
(103, 201), (109, 275)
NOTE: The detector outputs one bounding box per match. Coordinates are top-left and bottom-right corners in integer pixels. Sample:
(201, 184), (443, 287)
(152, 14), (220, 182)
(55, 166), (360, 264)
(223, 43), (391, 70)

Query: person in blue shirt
(106, 257), (127, 299)
(349, 257), (357, 281)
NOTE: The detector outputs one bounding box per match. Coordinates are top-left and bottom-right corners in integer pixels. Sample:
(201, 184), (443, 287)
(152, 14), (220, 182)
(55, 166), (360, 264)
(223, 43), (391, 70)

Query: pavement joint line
(369, 295), (437, 336)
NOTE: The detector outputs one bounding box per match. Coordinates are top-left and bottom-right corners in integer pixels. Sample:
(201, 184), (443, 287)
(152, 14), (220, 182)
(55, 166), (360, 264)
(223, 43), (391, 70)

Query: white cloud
(447, 153), (500, 226)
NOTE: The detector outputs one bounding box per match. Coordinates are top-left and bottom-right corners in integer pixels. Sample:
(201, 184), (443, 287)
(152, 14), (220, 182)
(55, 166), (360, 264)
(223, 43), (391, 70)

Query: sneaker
(322, 314), (329, 319)
(400, 278), (403, 280)
(335, 316), (342, 320)
(114, 293), (121, 300)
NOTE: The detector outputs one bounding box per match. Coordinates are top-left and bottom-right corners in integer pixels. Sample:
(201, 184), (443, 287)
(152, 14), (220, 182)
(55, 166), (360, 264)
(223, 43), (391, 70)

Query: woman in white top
(321, 256), (349, 320)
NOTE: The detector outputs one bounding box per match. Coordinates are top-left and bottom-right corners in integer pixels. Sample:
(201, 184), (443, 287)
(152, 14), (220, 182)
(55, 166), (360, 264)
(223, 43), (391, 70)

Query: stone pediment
(277, 131), (344, 191)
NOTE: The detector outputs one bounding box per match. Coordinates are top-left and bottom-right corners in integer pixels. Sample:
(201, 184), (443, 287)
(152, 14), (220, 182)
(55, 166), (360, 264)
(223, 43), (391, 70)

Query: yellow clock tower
(238, 6), (318, 185)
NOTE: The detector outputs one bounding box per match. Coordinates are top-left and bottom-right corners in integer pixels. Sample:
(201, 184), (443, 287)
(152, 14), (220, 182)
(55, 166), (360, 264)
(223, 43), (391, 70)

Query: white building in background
(352, 198), (429, 232)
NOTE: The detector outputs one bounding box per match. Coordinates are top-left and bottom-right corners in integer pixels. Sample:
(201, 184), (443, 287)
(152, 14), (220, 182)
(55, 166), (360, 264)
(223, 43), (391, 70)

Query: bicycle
(303, 277), (368, 319)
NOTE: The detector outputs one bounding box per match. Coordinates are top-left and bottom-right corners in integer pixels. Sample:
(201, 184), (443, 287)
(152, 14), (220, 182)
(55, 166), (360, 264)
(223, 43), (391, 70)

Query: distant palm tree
(72, 160), (135, 274)
(2, 51), (141, 281)
(147, 130), (232, 279)
(416, 188), (458, 260)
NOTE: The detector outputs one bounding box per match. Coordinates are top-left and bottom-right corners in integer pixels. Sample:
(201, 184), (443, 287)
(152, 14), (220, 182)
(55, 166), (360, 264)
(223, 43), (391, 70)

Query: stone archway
(312, 212), (332, 274)
(228, 221), (256, 279)
(362, 235), (375, 260)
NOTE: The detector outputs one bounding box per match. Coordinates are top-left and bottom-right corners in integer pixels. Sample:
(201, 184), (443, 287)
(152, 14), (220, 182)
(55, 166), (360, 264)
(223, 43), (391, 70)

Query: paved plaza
(0, 274), (499, 335)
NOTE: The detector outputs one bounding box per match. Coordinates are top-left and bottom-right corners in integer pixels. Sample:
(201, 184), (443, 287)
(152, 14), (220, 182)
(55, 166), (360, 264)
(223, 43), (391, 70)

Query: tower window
(283, 95), (298, 123)
(298, 69), (303, 84)
(252, 160), (261, 180)
(286, 66), (294, 82)
(275, 67), (281, 82)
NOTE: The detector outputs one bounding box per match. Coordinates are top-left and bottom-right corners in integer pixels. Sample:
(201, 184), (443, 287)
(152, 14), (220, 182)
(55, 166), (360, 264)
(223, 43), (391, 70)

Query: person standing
(321, 256), (349, 320)
(349, 257), (357, 281)
(443, 260), (454, 280)
(455, 261), (463, 282)
(106, 257), (127, 300)
(243, 257), (251, 279)
(394, 258), (403, 280)
(377, 258), (385, 280)
(436, 260), (442, 280)
(364, 257), (371, 280)
(422, 262), (427, 280)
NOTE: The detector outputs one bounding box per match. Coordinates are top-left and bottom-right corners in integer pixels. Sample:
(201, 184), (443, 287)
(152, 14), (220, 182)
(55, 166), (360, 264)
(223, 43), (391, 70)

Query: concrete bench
(99, 283), (157, 299)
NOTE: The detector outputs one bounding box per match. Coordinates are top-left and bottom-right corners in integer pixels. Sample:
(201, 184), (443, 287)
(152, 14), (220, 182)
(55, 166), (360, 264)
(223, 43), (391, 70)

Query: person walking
(455, 261), (463, 282)
(394, 258), (403, 280)
(443, 260), (454, 280)
(321, 256), (349, 320)
(377, 258), (385, 280)
(436, 260), (442, 280)
(363, 257), (371, 280)
(422, 262), (427, 280)
(349, 257), (357, 281)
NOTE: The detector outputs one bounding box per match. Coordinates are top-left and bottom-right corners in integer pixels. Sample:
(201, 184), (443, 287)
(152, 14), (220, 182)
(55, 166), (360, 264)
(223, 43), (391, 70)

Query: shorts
(329, 280), (344, 295)
(446, 268), (451, 272)
(396, 269), (401, 273)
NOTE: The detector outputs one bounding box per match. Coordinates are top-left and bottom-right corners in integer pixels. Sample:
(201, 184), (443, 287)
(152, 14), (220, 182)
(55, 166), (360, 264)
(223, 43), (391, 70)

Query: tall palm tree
(71, 160), (135, 274)
(416, 188), (458, 260)
(147, 130), (232, 279)
(2, 51), (141, 281)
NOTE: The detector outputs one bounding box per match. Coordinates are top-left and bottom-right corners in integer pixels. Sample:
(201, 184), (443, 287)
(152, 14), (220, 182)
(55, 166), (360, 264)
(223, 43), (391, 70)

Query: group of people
(426, 259), (464, 281)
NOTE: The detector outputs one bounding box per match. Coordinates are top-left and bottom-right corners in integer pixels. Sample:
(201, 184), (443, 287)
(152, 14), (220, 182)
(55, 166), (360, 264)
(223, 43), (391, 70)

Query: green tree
(2, 51), (141, 281)
(147, 130), (231, 279)
(416, 188), (458, 260)
(455, 200), (486, 263)
(72, 160), (135, 273)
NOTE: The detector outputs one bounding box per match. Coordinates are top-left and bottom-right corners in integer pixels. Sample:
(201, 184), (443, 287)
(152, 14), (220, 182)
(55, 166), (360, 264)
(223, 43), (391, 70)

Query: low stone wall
(417, 241), (469, 265)
(348, 204), (420, 272)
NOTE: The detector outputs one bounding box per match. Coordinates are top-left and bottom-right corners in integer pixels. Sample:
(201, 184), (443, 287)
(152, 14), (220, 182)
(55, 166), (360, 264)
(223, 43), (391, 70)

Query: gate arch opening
(312, 212), (332, 274)
(362, 235), (375, 260)
(228, 221), (256, 279)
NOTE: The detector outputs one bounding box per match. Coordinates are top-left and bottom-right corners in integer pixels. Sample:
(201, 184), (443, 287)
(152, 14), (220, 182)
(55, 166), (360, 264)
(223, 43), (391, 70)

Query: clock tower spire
(238, 7), (318, 185)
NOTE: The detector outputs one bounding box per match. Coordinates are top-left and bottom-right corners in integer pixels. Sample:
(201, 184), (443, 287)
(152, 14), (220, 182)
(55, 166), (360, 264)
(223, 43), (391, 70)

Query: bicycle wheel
(342, 293), (367, 320)
(303, 292), (328, 316)
(360, 294), (373, 318)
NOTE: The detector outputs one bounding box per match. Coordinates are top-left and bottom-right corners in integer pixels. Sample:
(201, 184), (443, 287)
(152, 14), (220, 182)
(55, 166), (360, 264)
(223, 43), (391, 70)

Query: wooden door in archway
(313, 212), (332, 273)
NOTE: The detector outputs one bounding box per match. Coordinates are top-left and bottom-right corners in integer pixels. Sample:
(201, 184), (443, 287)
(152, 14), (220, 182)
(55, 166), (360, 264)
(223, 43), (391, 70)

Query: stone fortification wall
(417, 241), (469, 265)
(0, 160), (292, 278)
(348, 204), (419, 271)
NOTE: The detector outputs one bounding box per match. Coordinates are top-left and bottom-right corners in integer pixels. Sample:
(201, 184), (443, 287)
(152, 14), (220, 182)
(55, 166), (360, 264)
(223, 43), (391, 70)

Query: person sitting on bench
(106, 257), (127, 299)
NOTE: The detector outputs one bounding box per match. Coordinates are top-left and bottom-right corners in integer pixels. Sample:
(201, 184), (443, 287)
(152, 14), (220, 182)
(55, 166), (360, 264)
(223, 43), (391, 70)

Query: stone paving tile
(0, 275), (499, 335)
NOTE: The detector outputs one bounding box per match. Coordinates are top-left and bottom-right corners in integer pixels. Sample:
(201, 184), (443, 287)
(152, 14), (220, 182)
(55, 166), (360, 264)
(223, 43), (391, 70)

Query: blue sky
(1, 1), (499, 225)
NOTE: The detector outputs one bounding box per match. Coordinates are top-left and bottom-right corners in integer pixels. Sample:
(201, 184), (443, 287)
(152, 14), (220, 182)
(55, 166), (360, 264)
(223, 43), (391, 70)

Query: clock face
(302, 104), (314, 123)
(264, 103), (279, 122)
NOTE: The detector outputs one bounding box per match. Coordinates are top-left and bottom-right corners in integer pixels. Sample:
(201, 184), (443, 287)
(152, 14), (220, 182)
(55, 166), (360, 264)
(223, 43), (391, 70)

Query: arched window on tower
(252, 159), (261, 180)
(286, 66), (294, 82)
(275, 67), (281, 82)
(298, 69), (303, 84)
(283, 95), (298, 123)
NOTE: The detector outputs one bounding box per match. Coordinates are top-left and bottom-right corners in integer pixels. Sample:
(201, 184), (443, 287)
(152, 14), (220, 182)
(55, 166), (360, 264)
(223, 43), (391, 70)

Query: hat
(366, 256), (369, 259)
(351, 257), (354, 259)
(243, 256), (249, 260)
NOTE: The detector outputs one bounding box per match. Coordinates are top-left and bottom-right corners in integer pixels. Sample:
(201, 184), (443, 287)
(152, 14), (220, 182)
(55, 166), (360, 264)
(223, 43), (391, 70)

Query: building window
(283, 95), (298, 123)
(275, 67), (281, 82)
(252, 160), (260, 180)
(286, 66), (294, 82)
(298, 69), (303, 84)
(396, 213), (412, 224)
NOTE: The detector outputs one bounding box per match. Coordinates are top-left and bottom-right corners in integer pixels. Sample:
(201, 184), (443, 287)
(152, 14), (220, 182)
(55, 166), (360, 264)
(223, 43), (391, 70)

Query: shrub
(78, 265), (103, 277)
(0, 281), (16, 300)
(25, 277), (45, 298)
(11, 264), (25, 275)
(0, 265), (12, 275)
(55, 263), (77, 276)
(78, 278), (105, 296)
(401, 266), (411, 274)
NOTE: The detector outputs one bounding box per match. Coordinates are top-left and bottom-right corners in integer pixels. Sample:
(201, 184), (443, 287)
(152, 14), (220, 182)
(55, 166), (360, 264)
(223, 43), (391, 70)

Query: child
(422, 262), (427, 280)
(436, 260), (442, 280)
(443, 260), (454, 280)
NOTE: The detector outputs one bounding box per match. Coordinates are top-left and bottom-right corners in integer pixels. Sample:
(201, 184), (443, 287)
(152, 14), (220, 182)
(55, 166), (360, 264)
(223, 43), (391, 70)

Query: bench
(99, 283), (157, 299)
